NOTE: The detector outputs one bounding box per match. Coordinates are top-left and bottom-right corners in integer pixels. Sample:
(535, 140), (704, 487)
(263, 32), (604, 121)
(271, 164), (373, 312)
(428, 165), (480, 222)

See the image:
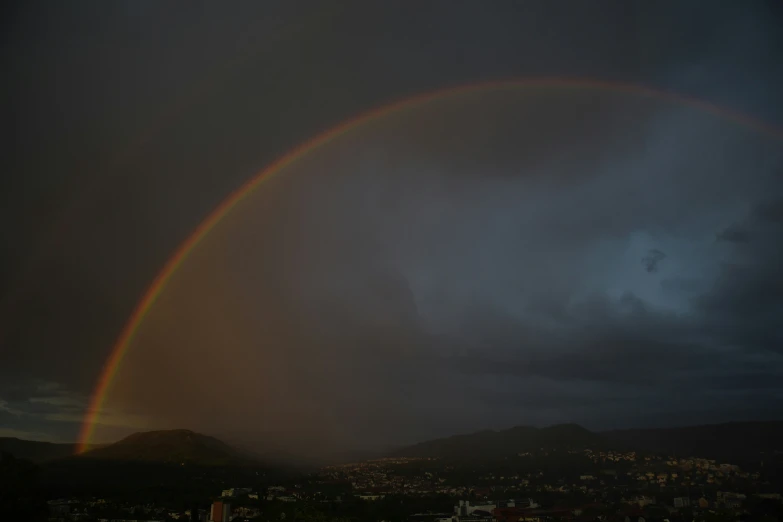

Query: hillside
(392, 421), (783, 462)
(602, 421), (783, 463)
(8, 421), (783, 469)
(38, 430), (288, 497)
(393, 423), (603, 460)
(0, 438), (103, 463)
(77, 429), (256, 466)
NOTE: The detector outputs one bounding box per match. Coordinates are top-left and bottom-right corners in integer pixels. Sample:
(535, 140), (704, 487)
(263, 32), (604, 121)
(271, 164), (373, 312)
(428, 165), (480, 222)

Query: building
(495, 499), (538, 510)
(409, 513), (453, 522)
(210, 501), (231, 522)
(633, 496), (655, 507)
(717, 492), (746, 509)
(96, 519), (164, 522)
(222, 487), (252, 498)
(237, 507), (261, 518)
(48, 500), (72, 522)
(359, 494), (385, 501)
(456, 500), (497, 518)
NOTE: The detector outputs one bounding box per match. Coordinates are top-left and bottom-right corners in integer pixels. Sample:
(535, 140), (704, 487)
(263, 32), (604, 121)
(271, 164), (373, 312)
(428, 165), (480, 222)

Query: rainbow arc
(76, 77), (783, 453)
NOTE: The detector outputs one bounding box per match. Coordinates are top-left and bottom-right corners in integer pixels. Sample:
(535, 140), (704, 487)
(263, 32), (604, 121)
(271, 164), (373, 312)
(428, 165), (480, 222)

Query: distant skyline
(2, 1), (783, 460)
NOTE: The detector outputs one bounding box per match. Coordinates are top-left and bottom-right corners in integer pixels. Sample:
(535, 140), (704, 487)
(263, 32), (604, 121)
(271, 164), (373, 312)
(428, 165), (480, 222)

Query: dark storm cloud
(694, 265), (783, 355)
(716, 226), (751, 243)
(449, 291), (782, 390)
(0, 380), (89, 441)
(2, 1), (783, 453)
(444, 170), (783, 426)
(755, 198), (783, 223)
(659, 277), (703, 293)
(641, 249), (667, 273)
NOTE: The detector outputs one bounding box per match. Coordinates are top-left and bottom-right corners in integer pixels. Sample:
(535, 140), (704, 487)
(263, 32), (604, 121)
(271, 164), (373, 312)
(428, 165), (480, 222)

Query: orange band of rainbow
(76, 77), (783, 453)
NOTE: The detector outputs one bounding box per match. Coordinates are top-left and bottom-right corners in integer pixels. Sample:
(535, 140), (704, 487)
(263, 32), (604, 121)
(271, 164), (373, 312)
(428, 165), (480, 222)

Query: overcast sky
(1, 1), (782, 463)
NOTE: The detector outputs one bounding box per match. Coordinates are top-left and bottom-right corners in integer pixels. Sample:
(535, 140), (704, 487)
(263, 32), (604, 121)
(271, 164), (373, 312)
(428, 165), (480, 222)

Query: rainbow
(76, 77), (783, 453)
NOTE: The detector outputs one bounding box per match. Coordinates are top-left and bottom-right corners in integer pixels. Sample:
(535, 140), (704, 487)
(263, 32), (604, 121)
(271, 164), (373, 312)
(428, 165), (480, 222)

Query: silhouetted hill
(35, 431), (289, 497)
(393, 423), (603, 460)
(0, 438), (103, 463)
(602, 421), (783, 463)
(77, 429), (257, 466)
(392, 421), (783, 463)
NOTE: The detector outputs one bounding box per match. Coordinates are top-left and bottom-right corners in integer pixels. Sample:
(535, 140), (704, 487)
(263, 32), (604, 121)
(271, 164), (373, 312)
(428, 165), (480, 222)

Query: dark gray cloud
(716, 226), (751, 243)
(755, 198), (783, 223)
(660, 277), (703, 293)
(2, 1), (783, 459)
(641, 249), (667, 273)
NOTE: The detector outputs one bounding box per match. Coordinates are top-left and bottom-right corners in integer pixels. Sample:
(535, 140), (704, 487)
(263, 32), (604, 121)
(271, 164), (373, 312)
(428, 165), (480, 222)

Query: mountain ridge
(391, 420), (783, 462)
(602, 420), (783, 462)
(5, 421), (783, 466)
(76, 428), (259, 466)
(390, 423), (603, 460)
(0, 437), (105, 463)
